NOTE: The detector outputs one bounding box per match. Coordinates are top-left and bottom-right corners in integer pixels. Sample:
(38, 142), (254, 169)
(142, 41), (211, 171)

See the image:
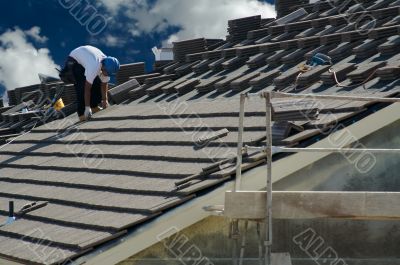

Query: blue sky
(0, 0), (275, 97)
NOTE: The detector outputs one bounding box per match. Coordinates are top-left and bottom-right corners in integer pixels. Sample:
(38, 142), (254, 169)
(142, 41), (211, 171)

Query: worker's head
(102, 57), (120, 76)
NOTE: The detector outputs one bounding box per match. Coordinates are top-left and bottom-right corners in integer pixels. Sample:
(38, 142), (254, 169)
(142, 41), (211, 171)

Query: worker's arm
(83, 81), (93, 120)
(101, 82), (109, 109)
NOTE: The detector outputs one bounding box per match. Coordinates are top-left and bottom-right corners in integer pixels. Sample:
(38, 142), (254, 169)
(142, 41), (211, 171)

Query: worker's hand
(101, 99), (109, 109)
(84, 106), (92, 120)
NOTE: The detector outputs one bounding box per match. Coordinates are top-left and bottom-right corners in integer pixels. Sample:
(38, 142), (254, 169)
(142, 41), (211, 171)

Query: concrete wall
(119, 120), (400, 265)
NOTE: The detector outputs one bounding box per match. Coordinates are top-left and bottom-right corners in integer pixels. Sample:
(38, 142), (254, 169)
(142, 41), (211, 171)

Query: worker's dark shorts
(69, 57), (102, 116)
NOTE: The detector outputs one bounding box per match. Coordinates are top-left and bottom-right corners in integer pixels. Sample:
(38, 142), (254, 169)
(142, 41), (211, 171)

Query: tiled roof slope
(0, 102), (269, 264)
(0, 0), (400, 264)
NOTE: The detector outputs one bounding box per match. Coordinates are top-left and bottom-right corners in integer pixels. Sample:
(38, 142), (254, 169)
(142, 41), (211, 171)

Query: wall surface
(119, 120), (400, 265)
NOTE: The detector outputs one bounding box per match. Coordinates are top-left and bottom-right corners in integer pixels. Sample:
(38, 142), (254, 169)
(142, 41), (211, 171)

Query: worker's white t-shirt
(70, 45), (111, 84)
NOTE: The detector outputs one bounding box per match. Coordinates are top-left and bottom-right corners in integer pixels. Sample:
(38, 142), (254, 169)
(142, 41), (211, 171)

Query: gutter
(67, 103), (400, 265)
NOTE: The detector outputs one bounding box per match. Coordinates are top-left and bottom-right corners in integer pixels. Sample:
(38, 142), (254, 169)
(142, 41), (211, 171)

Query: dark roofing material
(0, 0), (400, 264)
(173, 38), (207, 62)
(116, 63), (145, 85)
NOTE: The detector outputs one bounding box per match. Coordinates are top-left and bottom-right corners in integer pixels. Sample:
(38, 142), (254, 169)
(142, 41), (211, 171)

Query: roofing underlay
(0, 0), (400, 264)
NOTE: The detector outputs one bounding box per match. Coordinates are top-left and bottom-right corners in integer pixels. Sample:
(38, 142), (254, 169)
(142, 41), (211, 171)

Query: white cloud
(0, 27), (59, 95)
(99, 0), (276, 43)
(102, 34), (126, 47)
(24, 26), (48, 43)
(98, 0), (138, 14)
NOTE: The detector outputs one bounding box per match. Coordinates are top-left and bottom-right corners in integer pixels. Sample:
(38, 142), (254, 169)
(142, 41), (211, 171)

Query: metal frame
(264, 92), (273, 264)
(233, 91), (400, 265)
(234, 91), (274, 264)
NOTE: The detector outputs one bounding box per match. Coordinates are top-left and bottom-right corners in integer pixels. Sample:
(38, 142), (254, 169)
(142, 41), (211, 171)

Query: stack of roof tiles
(7, 82), (78, 108)
(116, 63), (146, 85)
(0, 81), (78, 144)
(59, 84), (77, 106)
(153, 60), (173, 72)
(7, 84), (42, 106)
(173, 38), (207, 62)
(275, 0), (309, 18)
(0, 0), (400, 264)
(206, 38), (225, 49)
(227, 15), (262, 42)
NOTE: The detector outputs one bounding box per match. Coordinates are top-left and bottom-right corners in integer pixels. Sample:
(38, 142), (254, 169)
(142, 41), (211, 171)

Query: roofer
(60, 45), (120, 121)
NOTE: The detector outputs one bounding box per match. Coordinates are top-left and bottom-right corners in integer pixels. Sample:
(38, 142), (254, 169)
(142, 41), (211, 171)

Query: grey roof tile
(249, 69), (281, 90)
(247, 53), (270, 68)
(266, 49), (294, 66)
(0, 234), (79, 265)
(347, 61), (387, 83)
(328, 41), (364, 61)
(320, 63), (357, 85)
(231, 71), (261, 91)
(175, 78), (201, 95)
(353, 38), (387, 59)
(222, 56), (248, 71)
(208, 57), (227, 71)
(195, 76), (227, 93)
(376, 65), (400, 80)
(297, 65), (331, 87)
(0, 181), (189, 213)
(109, 79), (140, 104)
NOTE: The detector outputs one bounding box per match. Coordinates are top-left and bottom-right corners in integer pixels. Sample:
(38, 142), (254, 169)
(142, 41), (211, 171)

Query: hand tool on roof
(25, 84), (66, 124)
(16, 201), (48, 218)
(308, 53), (332, 67)
(0, 201), (48, 228)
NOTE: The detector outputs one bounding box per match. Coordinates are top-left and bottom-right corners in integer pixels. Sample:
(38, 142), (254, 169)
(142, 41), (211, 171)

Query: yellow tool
(53, 98), (65, 111)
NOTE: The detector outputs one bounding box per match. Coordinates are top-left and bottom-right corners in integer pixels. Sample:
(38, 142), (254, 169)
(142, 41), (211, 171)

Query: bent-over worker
(61, 45), (120, 121)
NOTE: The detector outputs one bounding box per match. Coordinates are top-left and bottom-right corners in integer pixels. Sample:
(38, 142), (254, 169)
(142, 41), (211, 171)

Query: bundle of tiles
(7, 84), (42, 106)
(275, 0), (309, 18)
(205, 39), (224, 50)
(376, 66), (400, 81)
(195, 76), (226, 93)
(378, 35), (400, 56)
(116, 63), (146, 85)
(59, 84), (77, 106)
(227, 15), (262, 42)
(173, 38), (207, 62)
(7, 81), (70, 107)
(109, 79), (141, 104)
(7, 90), (18, 106)
(348, 62), (386, 83)
(153, 60), (173, 72)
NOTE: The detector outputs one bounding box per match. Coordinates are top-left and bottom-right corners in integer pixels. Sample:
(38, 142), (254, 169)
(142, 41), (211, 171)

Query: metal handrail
(232, 91), (400, 265)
